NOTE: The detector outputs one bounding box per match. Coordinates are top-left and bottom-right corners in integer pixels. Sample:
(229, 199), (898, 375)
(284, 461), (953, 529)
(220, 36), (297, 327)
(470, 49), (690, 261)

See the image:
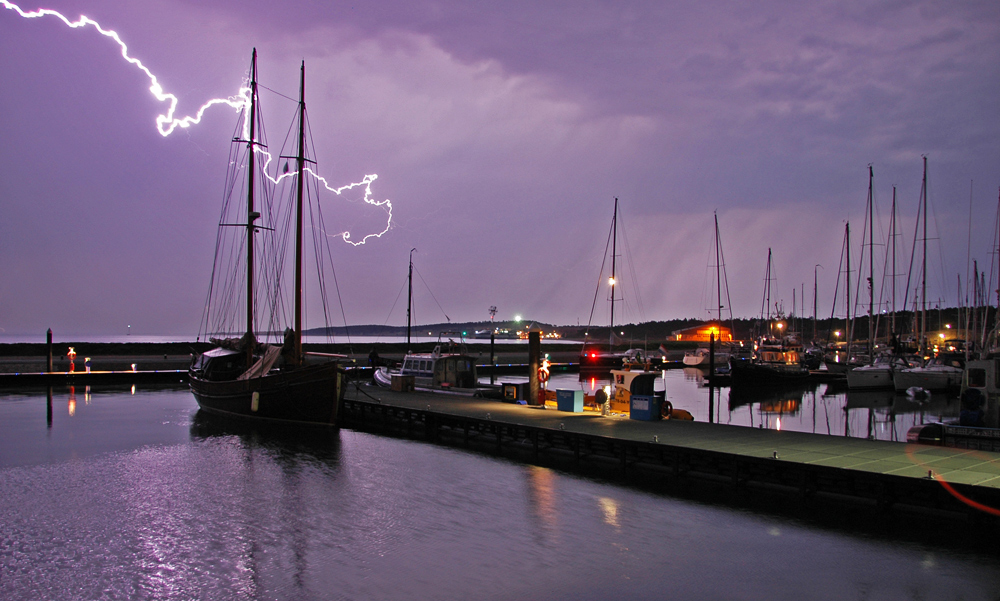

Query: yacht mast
(890, 187), (897, 336)
(920, 156), (928, 357)
(293, 60), (306, 365)
(715, 212), (722, 324)
(867, 165), (874, 361)
(845, 222), (851, 351)
(407, 248), (415, 352)
(609, 197), (618, 348)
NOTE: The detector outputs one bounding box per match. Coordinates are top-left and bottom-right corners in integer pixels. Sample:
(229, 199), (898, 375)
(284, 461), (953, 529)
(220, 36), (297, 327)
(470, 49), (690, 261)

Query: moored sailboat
(189, 51), (345, 425)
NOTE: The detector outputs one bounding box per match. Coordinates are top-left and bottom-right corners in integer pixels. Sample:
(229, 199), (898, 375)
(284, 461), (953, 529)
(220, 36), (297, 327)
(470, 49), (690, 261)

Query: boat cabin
(962, 358), (1000, 429)
(400, 352), (477, 388)
(190, 347), (246, 382)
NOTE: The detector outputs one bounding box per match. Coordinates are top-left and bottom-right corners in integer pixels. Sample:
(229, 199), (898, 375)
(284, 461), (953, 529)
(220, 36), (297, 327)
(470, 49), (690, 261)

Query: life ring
(538, 368), (550, 383)
(661, 400), (674, 419)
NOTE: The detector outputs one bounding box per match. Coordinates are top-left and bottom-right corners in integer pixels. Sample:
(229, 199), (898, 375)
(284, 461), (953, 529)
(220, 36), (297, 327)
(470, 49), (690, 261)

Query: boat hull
(892, 368), (962, 392)
(846, 366), (894, 390)
(190, 361), (345, 426)
(730, 361), (809, 388)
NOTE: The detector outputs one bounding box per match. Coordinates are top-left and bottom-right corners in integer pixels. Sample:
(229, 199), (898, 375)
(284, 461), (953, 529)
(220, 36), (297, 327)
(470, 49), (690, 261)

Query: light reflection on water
(487, 369), (959, 443)
(0, 386), (997, 600)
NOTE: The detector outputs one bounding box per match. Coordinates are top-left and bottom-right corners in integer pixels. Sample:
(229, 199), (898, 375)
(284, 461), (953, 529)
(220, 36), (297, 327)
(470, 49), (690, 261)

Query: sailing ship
(189, 51), (345, 425)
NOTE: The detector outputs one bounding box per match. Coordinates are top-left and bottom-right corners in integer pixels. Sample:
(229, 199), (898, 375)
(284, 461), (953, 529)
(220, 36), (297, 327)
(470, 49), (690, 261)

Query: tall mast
(867, 164), (874, 361)
(715, 212), (722, 324)
(813, 264), (819, 340)
(609, 197), (618, 347)
(407, 248), (415, 352)
(845, 222), (851, 349)
(890, 187), (897, 336)
(293, 60), (306, 366)
(921, 156), (928, 357)
(245, 49), (259, 346)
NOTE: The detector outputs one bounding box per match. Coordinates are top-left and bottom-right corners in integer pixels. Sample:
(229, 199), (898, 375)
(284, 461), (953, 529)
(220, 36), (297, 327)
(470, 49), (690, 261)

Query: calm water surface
(1, 384), (997, 600)
(494, 369), (961, 443)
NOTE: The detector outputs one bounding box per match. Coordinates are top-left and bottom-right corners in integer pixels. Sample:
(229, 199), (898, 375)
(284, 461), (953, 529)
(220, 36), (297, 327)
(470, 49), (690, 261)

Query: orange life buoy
(661, 400), (674, 419)
(538, 368), (550, 383)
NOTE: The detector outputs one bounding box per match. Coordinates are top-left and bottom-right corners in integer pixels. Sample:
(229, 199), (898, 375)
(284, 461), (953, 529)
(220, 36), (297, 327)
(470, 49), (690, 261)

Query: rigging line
(585, 206), (616, 333)
(900, 179), (924, 335)
(616, 209), (645, 322)
(829, 226), (847, 323)
(377, 274), (410, 342)
(312, 172), (353, 349)
(413, 266), (450, 322)
(717, 220), (736, 333)
(928, 181), (950, 306)
(258, 83), (297, 103)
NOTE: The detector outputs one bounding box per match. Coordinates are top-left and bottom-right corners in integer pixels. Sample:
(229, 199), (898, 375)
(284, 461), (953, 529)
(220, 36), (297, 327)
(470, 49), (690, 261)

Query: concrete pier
(341, 382), (1000, 522)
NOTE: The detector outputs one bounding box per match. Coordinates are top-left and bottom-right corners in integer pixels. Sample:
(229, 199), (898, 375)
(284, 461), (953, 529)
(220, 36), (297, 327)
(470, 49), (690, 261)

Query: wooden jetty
(341, 383), (1000, 522)
(0, 369), (188, 386)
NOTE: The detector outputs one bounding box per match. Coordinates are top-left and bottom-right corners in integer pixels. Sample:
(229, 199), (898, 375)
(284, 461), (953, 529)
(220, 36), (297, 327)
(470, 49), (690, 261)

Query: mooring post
(528, 331), (541, 406)
(490, 330), (496, 385)
(709, 331), (715, 424)
(46, 386), (53, 428)
(46, 328), (53, 372)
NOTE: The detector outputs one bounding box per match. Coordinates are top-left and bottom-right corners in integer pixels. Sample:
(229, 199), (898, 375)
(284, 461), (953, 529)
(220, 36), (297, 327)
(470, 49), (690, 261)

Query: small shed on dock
(670, 323), (733, 342)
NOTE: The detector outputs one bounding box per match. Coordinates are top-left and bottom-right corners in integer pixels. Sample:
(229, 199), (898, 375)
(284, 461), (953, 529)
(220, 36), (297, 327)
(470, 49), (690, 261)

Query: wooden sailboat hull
(190, 361), (344, 426)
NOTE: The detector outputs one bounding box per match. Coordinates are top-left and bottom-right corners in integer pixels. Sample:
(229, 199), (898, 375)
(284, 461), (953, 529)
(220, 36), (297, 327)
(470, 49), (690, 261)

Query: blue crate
(629, 394), (661, 421)
(556, 389), (584, 412)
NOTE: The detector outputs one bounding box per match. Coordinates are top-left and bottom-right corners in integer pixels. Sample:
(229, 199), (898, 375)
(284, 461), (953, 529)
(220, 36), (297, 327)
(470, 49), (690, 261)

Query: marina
(2, 383), (1000, 600)
(2, 3), (1000, 599)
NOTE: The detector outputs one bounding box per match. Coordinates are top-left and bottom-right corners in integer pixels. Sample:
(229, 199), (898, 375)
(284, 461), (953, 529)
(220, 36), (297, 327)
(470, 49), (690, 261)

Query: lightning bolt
(2, 0), (392, 245)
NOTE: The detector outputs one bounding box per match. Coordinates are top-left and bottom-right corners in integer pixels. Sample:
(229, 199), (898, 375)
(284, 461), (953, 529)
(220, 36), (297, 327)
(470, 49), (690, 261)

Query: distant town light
(515, 315), (522, 322)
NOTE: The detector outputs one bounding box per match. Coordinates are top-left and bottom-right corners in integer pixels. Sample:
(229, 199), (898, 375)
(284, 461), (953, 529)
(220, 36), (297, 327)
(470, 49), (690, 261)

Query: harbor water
(491, 369), (961, 443)
(1, 383), (997, 600)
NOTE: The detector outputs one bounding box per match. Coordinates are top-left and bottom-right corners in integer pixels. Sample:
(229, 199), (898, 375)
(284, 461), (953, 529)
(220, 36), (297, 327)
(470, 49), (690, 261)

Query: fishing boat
(189, 51), (345, 425)
(373, 345), (478, 390)
(372, 251), (479, 391)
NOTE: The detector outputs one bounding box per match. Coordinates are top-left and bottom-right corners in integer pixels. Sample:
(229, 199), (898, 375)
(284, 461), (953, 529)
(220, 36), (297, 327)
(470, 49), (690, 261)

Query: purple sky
(1, 0), (998, 337)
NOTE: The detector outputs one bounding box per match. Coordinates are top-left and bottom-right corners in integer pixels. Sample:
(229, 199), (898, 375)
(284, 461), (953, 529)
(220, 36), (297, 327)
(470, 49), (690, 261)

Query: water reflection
(525, 370), (964, 442)
(3, 385), (999, 599)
